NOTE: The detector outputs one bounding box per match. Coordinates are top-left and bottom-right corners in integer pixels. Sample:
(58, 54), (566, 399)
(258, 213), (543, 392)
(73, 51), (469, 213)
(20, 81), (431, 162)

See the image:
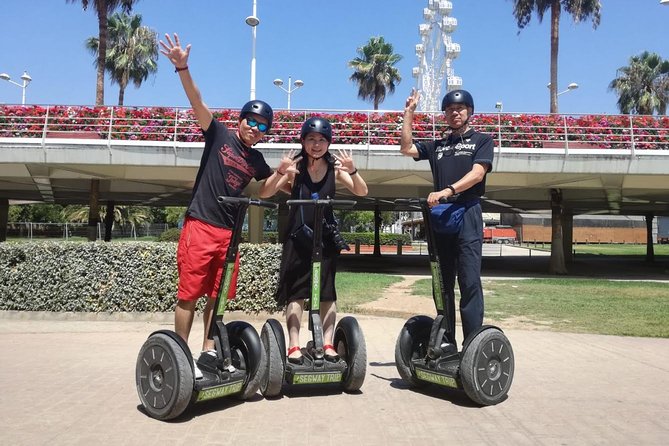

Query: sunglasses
(246, 117), (269, 132)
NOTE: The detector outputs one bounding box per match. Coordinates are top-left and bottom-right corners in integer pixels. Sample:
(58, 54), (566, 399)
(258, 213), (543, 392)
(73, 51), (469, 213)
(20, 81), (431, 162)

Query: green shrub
(157, 228), (181, 242)
(0, 241), (283, 314)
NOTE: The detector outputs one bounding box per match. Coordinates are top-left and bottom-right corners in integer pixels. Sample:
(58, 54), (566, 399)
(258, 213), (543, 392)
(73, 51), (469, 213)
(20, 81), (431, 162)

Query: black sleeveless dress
(276, 161), (340, 305)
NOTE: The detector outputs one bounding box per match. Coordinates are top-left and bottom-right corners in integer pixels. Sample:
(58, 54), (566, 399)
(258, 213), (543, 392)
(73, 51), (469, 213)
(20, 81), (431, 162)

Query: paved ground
(1, 307), (668, 445)
(2, 250), (668, 445)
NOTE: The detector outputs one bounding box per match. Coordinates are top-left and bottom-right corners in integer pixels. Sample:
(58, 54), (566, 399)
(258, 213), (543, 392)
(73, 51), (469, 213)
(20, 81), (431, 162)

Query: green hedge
(0, 241), (283, 314)
(158, 228), (411, 246)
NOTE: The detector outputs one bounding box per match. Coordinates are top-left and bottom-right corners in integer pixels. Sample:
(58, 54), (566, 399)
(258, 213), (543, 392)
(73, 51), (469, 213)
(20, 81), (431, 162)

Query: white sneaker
(193, 359), (203, 379)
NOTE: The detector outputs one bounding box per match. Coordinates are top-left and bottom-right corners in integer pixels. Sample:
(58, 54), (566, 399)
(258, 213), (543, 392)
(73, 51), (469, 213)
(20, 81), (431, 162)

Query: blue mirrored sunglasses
(246, 117), (269, 132)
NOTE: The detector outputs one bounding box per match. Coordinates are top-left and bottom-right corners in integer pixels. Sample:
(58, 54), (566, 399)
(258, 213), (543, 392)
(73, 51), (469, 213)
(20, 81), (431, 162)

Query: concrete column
(247, 204), (263, 244)
(549, 188), (567, 274)
(87, 179), (100, 242)
(104, 201), (115, 242)
(645, 213), (655, 263)
(0, 198), (8, 242)
(562, 211), (574, 263)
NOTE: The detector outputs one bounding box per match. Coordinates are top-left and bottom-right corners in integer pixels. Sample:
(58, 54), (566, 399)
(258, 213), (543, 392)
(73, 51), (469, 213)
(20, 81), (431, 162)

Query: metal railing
(1, 104), (668, 150)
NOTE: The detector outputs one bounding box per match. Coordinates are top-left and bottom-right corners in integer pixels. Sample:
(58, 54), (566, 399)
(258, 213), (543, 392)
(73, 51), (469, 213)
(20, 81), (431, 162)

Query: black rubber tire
(226, 321), (266, 400)
(334, 316), (367, 392)
(460, 328), (514, 406)
(260, 319), (285, 397)
(136, 332), (194, 420)
(394, 315), (433, 388)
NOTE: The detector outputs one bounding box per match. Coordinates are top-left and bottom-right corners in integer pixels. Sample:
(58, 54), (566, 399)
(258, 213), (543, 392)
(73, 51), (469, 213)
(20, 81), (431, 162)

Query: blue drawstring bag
(430, 203), (466, 234)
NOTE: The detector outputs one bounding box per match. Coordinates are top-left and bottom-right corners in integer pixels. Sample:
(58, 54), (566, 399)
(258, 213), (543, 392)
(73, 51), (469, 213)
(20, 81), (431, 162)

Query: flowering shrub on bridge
(1, 105), (667, 149)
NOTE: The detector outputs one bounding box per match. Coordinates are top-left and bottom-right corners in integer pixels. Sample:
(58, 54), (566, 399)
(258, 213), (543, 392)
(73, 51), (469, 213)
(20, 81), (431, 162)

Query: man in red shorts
(160, 33), (287, 376)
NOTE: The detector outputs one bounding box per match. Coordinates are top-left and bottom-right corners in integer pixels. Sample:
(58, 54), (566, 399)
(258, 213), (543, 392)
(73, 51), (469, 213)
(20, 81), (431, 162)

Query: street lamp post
(0, 71), (32, 105)
(495, 102), (503, 113)
(245, 0), (260, 100)
(547, 82), (579, 97)
(273, 76), (304, 110)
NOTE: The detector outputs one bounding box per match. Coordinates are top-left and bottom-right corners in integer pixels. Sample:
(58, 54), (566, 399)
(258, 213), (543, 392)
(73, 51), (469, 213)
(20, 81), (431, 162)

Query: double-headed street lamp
(0, 71), (32, 105)
(273, 76), (304, 110)
(246, 0), (260, 100)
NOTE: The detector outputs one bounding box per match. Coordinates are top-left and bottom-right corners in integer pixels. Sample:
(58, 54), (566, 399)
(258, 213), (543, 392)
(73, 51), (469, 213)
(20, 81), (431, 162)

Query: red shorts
(176, 216), (240, 301)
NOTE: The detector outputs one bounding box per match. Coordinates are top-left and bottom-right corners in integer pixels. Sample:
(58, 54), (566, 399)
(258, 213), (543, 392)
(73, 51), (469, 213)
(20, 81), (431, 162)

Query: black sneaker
(439, 342), (458, 358)
(196, 350), (219, 374)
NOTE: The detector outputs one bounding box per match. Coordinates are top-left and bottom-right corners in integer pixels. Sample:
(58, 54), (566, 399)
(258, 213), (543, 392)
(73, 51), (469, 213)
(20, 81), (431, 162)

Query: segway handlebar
(286, 198), (356, 210)
(394, 195), (461, 208)
(217, 196), (278, 209)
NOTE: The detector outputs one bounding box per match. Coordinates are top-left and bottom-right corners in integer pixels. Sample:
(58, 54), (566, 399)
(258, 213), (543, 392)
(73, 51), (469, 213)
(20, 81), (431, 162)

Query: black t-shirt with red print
(186, 118), (271, 228)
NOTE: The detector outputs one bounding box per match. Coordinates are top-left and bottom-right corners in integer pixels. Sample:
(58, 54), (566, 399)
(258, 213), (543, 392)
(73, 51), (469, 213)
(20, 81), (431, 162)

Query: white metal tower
(413, 0), (462, 111)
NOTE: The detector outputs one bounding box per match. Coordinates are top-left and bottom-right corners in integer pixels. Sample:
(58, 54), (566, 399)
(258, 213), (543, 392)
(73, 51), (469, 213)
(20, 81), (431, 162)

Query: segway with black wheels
(135, 196), (276, 420)
(394, 198), (514, 405)
(260, 197), (367, 397)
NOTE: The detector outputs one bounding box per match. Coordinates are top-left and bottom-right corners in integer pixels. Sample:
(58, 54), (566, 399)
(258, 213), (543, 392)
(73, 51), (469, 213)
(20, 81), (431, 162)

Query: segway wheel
(394, 315), (433, 388)
(334, 316), (367, 392)
(260, 319), (286, 398)
(460, 328), (515, 406)
(136, 333), (194, 420)
(226, 321), (266, 400)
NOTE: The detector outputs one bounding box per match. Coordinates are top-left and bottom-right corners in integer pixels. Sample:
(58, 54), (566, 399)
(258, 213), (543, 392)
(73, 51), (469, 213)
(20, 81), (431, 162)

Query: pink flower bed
(1, 105), (667, 150)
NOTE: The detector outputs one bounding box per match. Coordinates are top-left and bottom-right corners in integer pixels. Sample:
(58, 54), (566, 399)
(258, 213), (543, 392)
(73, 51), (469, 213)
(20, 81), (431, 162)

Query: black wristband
(174, 66), (188, 72)
(350, 169), (358, 176)
(447, 185), (456, 194)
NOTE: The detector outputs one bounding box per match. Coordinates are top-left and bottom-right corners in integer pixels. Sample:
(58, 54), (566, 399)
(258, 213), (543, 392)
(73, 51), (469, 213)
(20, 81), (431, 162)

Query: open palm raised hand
(159, 33), (191, 68)
(333, 147), (356, 174)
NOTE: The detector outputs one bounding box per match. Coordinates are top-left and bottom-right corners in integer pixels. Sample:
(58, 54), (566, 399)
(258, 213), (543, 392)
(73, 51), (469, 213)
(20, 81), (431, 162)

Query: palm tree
(85, 12), (158, 106)
(609, 51), (669, 115)
(68, 1), (139, 241)
(67, 0), (138, 106)
(511, 0), (601, 275)
(63, 204), (152, 239)
(510, 0), (601, 114)
(348, 36), (402, 110)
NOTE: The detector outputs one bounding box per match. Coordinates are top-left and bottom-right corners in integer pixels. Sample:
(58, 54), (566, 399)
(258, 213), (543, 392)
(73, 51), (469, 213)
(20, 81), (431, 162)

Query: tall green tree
(510, 0), (601, 113)
(68, 1), (138, 241)
(511, 0), (601, 275)
(609, 51), (669, 115)
(85, 12), (158, 106)
(348, 36), (402, 110)
(67, 0), (138, 106)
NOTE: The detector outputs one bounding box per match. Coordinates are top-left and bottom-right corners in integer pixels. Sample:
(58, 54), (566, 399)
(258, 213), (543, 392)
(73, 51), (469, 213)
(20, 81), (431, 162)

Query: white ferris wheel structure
(413, 0), (462, 112)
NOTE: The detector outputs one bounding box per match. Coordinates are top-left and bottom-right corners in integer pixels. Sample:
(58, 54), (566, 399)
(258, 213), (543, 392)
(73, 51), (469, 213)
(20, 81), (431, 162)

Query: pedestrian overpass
(1, 105), (668, 243)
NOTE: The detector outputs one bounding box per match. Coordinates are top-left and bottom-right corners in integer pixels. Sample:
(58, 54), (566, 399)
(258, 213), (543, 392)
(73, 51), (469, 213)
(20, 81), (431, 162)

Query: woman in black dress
(260, 117), (368, 363)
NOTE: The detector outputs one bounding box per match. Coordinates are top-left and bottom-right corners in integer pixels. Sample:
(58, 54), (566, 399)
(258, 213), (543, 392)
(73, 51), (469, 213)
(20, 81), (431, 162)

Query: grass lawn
(410, 277), (669, 338)
(335, 272), (404, 312)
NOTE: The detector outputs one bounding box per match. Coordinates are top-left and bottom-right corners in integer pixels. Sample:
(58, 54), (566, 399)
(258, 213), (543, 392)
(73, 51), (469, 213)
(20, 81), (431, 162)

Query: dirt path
(357, 275), (435, 319)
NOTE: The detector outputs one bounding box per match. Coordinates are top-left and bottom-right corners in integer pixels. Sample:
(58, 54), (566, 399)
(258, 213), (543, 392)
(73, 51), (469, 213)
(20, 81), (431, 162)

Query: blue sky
(1, 0), (668, 114)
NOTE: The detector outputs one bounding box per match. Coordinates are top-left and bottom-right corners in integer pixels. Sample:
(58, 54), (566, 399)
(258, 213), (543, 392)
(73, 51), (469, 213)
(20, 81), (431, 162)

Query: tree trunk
(104, 201), (115, 242)
(645, 213), (655, 263)
(95, 9), (107, 106)
(549, 188), (567, 274)
(549, 0), (560, 114)
(87, 179), (100, 242)
(373, 205), (382, 257)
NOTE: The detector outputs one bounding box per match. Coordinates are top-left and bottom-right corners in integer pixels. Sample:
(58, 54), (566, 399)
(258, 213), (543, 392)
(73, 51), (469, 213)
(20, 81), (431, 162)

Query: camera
(323, 220), (350, 252)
